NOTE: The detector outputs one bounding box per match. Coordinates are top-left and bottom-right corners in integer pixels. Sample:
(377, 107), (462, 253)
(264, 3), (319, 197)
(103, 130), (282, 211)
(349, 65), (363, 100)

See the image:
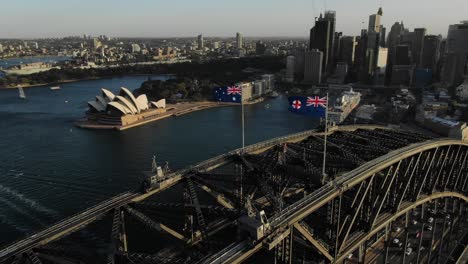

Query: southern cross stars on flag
(227, 85), (242, 95)
(306, 96), (327, 108)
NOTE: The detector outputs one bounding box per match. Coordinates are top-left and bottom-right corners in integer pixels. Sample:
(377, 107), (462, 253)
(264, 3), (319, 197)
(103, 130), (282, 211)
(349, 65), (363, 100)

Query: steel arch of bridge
(212, 140), (468, 263)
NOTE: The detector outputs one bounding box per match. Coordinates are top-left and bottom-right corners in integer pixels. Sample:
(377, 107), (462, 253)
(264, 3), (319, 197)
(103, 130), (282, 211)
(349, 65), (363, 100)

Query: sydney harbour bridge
(0, 125), (467, 264)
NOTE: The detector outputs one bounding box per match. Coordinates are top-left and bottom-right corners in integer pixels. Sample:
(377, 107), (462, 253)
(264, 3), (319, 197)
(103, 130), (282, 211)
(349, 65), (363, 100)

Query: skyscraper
(309, 14), (331, 72)
(339, 36), (357, 68)
(368, 7), (383, 33)
(413, 28), (427, 66)
(236, 32), (243, 49)
(364, 7), (383, 81)
(323, 11), (336, 72)
(304, 49), (323, 84)
(197, 34), (204, 50)
(379, 26), (387, 47)
(442, 21), (468, 88)
(422, 35), (442, 73)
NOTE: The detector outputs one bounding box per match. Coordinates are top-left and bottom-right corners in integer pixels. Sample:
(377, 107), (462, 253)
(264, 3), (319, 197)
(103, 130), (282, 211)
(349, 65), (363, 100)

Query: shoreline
(75, 98), (266, 131)
(0, 73), (175, 90)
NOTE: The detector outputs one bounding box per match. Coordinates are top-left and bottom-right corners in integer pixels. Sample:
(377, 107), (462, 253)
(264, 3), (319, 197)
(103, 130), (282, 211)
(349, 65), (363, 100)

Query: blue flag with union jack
(288, 96), (327, 117)
(213, 85), (242, 103)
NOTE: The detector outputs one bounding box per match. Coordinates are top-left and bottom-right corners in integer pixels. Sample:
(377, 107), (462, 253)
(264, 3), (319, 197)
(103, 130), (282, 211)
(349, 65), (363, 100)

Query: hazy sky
(1, 0), (467, 38)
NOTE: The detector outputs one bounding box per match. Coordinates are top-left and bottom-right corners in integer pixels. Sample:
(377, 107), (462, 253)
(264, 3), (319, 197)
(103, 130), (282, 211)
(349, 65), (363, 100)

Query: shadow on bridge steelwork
(1, 125), (467, 264)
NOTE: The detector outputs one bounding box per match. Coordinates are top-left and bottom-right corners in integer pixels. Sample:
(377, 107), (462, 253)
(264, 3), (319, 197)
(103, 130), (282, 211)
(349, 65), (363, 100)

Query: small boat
(18, 86), (26, 99)
(50, 86), (61, 90)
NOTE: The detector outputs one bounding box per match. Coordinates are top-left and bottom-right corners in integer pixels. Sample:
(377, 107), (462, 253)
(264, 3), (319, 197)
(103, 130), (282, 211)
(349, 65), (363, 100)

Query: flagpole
(241, 84), (245, 150)
(321, 92), (328, 184)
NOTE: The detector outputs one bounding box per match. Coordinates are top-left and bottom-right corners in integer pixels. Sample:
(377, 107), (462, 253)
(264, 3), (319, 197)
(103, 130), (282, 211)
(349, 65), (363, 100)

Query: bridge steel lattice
(0, 125), (467, 264)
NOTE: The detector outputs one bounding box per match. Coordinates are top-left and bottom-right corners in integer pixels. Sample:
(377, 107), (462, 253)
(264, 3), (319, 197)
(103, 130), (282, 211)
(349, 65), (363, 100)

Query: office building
(368, 7), (383, 33)
(412, 28), (427, 66)
(304, 49), (323, 84)
(377, 47), (388, 73)
(421, 35), (442, 73)
(236, 32), (243, 49)
(309, 16), (331, 72)
(395, 45), (411, 65)
(379, 26), (387, 47)
(292, 48), (306, 75)
(339, 36), (357, 68)
(442, 21), (468, 87)
(197, 34), (204, 50)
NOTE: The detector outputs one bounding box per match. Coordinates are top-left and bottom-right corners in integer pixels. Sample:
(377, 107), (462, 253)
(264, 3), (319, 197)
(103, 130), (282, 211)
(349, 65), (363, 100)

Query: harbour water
(0, 75), (319, 247)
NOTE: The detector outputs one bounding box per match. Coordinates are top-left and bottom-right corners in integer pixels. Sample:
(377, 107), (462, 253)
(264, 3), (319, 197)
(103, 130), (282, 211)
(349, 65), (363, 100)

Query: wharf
(75, 101), (240, 131)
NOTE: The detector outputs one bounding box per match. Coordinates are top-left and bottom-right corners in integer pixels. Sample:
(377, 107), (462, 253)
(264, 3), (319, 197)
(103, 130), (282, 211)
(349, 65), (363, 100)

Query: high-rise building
(368, 7), (383, 33)
(377, 47), (388, 74)
(395, 45), (411, 65)
(333, 32), (343, 66)
(197, 34), (204, 50)
(32, 42), (39, 49)
(413, 28), (427, 66)
(0, 44), (3, 53)
(323, 11), (336, 72)
(339, 36), (357, 68)
(442, 21), (468, 87)
(421, 35), (442, 73)
(379, 26), (387, 47)
(236, 32), (243, 49)
(286, 56), (295, 83)
(364, 7), (384, 81)
(212, 41), (220, 49)
(292, 48), (306, 75)
(304, 49), (323, 84)
(309, 15), (331, 72)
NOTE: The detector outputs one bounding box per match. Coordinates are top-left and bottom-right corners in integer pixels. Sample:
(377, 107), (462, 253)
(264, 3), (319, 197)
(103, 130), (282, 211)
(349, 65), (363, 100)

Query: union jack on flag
(307, 96), (327, 108)
(227, 85), (242, 95)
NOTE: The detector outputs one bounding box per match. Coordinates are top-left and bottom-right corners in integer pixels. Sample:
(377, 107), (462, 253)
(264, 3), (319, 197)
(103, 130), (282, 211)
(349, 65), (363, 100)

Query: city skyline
(1, 0), (467, 38)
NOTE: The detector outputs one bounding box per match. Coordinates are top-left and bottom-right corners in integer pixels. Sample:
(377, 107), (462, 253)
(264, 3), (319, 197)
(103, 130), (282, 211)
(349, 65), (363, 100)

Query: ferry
(50, 86), (61, 90)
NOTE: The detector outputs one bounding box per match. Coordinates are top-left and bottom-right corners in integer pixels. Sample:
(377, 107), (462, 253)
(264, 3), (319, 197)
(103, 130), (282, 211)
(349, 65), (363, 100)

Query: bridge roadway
(0, 192), (137, 260)
(205, 138), (468, 264)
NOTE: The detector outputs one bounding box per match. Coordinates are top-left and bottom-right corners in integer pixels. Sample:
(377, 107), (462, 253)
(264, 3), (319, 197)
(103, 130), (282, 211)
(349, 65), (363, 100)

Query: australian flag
(213, 85), (242, 103)
(288, 96), (327, 117)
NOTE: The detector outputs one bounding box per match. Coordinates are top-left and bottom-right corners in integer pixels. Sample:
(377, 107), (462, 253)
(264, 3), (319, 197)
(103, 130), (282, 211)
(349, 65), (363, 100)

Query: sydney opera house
(86, 87), (167, 126)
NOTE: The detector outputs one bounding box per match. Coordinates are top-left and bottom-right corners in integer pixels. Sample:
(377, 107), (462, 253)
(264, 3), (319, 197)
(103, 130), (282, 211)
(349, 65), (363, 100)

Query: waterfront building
(304, 49), (323, 84)
(86, 87), (166, 126)
(253, 80), (265, 97)
(442, 21), (468, 87)
(286, 56), (295, 83)
(239, 82), (253, 101)
(261, 74), (275, 92)
(236, 32), (243, 49)
(197, 34), (204, 50)
(422, 35), (442, 73)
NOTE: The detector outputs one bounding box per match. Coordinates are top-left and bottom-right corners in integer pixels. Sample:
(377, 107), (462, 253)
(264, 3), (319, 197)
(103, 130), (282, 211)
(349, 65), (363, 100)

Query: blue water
(0, 56), (71, 69)
(0, 75), (319, 246)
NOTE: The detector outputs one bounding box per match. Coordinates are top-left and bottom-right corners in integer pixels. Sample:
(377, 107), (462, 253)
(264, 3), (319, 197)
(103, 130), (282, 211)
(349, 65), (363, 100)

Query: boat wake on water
(0, 184), (59, 218)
